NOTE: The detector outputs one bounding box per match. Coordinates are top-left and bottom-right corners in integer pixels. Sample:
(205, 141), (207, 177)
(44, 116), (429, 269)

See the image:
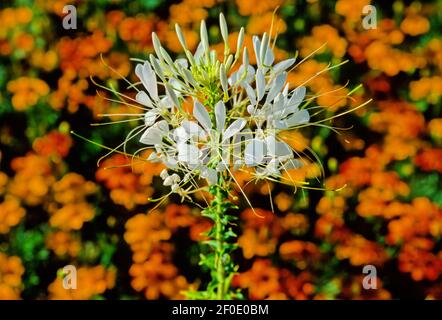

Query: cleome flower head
(127, 13), (314, 200)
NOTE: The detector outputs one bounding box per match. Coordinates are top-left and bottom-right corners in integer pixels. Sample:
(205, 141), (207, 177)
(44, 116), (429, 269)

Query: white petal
(245, 83), (256, 105)
(156, 120), (169, 133)
(264, 135), (277, 155)
(175, 120), (204, 142)
(266, 72), (287, 104)
(274, 141), (292, 158)
(273, 58), (295, 74)
(144, 111), (157, 127)
(215, 101), (226, 132)
(283, 159), (303, 170)
(171, 173), (180, 183)
(264, 46), (274, 67)
(272, 93), (285, 113)
(287, 86), (306, 111)
(136, 91), (153, 108)
(266, 159), (280, 175)
(139, 127), (163, 145)
(183, 69), (197, 87)
(163, 176), (175, 186)
(193, 100), (212, 132)
(177, 143), (201, 165)
(223, 119), (246, 142)
(283, 109), (310, 128)
(244, 138), (265, 166)
(245, 65), (255, 83)
(135, 62), (158, 101)
(165, 84), (180, 108)
(228, 71), (238, 86)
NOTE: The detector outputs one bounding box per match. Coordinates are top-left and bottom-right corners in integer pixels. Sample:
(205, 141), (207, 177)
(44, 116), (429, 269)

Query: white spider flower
(123, 14), (313, 196)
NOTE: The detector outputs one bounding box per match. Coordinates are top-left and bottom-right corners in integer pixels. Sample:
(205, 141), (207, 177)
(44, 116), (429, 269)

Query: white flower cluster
(134, 14), (309, 194)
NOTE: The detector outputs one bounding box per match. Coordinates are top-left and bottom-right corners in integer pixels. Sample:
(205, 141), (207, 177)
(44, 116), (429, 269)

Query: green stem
(214, 186), (226, 300)
(187, 180), (242, 300)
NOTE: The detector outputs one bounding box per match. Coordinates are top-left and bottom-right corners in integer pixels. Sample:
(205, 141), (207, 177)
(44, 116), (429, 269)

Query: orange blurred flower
(124, 211), (171, 263)
(52, 173), (97, 205)
(7, 77), (50, 111)
(415, 148), (442, 173)
(96, 153), (164, 210)
(30, 49), (58, 72)
(236, 0), (283, 16)
(410, 76), (442, 103)
(428, 118), (442, 142)
(129, 247), (190, 300)
(48, 266), (115, 299)
(299, 25), (347, 58)
(335, 234), (387, 266)
(336, 0), (371, 23)
(400, 14), (430, 36)
(164, 204), (196, 230)
(0, 253), (24, 300)
(233, 259), (282, 299)
(274, 192), (293, 212)
(8, 153), (55, 206)
(280, 213), (309, 236)
(49, 202), (95, 231)
(279, 240), (320, 269)
(0, 196), (25, 234)
(0, 172), (8, 196)
(33, 131), (73, 159)
(46, 231), (81, 257)
(247, 13), (287, 38)
(398, 238), (442, 281)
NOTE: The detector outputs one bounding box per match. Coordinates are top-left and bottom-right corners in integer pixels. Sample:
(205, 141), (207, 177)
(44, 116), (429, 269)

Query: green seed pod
(235, 27), (244, 60)
(149, 54), (164, 81)
(259, 32), (268, 66)
(200, 20), (209, 57)
(219, 13), (228, 46)
(151, 32), (164, 62)
(225, 54), (234, 71)
(175, 24), (188, 51)
(220, 64), (228, 95)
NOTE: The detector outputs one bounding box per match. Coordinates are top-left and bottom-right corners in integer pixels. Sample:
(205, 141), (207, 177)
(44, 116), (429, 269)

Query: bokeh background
(0, 0), (441, 300)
